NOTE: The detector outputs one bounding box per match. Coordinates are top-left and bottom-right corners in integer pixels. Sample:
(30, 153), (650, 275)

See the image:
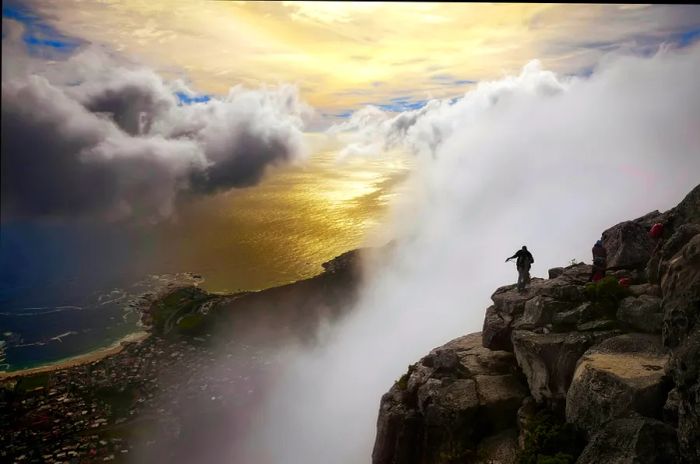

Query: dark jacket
(508, 249), (534, 269)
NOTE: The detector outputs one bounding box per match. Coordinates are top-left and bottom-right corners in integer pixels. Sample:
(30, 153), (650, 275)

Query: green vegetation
(518, 410), (585, 464)
(584, 276), (630, 317)
(150, 286), (215, 336)
(15, 373), (50, 393)
(176, 313), (206, 335)
(395, 363), (417, 391)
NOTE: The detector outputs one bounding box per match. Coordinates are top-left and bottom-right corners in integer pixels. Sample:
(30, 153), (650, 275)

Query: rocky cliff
(372, 184), (700, 464)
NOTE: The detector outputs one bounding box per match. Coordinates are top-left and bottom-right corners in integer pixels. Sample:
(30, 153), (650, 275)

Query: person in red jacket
(589, 240), (607, 282)
(650, 222), (665, 254)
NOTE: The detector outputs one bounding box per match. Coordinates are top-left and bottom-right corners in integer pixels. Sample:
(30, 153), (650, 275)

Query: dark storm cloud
(1, 17), (311, 222)
(1, 76), (203, 220)
(78, 76), (175, 136)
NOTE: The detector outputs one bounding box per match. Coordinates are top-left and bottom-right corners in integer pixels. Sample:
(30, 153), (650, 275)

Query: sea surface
(0, 146), (411, 371)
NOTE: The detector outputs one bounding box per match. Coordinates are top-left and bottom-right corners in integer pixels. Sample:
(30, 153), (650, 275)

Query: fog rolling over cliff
(232, 44), (700, 464)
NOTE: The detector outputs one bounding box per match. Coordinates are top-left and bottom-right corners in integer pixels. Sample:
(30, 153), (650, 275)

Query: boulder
(482, 305), (514, 352)
(602, 220), (655, 269)
(633, 209), (666, 229)
(372, 333), (528, 464)
(576, 416), (680, 464)
(616, 295), (663, 334)
(538, 279), (587, 302)
(661, 233), (700, 348)
(551, 302), (594, 331)
(566, 334), (670, 436)
(548, 267), (565, 279)
(519, 296), (575, 328)
(576, 319), (618, 332)
(490, 284), (536, 316)
(511, 330), (616, 407)
(647, 223), (700, 284)
(627, 283), (661, 298)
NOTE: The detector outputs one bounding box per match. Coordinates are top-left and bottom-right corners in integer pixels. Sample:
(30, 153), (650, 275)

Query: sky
(4, 2), (700, 118)
(2, 1), (699, 224)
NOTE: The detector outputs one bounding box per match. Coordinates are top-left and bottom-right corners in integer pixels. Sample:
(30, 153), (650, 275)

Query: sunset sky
(6, 2), (700, 118)
(3, 4), (700, 461)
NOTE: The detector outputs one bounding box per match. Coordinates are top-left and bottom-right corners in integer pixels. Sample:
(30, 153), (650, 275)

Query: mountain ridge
(372, 184), (700, 464)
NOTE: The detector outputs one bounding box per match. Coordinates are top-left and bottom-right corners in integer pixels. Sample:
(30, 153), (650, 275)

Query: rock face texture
(576, 416), (680, 464)
(372, 184), (700, 464)
(566, 334), (671, 437)
(617, 295), (663, 333)
(602, 220), (656, 269)
(372, 333), (528, 464)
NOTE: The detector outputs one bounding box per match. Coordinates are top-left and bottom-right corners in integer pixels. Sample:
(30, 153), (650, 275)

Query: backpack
(517, 251), (533, 269)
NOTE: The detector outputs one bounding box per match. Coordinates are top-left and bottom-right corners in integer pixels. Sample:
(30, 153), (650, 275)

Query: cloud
(327, 60), (568, 159)
(241, 43), (700, 464)
(1, 18), (311, 222)
(1, 75), (203, 220)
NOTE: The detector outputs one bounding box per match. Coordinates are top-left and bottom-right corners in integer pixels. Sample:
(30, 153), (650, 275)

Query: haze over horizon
(2, 2), (700, 463)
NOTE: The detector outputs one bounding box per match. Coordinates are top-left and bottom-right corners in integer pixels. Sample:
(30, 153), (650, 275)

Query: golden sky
(25, 2), (700, 113)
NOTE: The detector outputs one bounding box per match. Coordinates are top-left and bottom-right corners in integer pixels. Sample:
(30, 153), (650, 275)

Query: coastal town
(1, 249), (361, 464)
(0, 295), (281, 464)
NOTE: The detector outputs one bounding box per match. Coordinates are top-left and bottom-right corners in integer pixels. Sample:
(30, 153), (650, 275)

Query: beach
(0, 331), (150, 380)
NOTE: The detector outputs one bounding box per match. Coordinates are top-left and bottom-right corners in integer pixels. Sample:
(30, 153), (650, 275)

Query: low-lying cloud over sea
(237, 43), (700, 464)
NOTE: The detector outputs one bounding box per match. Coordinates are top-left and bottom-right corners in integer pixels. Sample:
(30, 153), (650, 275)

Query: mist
(236, 44), (700, 463)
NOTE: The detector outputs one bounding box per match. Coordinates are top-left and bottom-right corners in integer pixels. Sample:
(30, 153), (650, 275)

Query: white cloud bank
(238, 43), (700, 464)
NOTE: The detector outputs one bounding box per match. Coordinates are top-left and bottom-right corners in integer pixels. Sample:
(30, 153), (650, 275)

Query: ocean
(0, 148), (410, 372)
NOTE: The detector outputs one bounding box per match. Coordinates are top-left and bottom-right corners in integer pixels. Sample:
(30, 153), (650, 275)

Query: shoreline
(0, 331), (150, 380)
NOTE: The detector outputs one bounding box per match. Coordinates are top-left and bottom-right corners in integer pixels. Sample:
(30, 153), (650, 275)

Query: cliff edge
(372, 184), (700, 464)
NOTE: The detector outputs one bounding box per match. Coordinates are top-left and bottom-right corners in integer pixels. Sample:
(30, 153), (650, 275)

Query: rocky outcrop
(672, 183), (700, 227)
(511, 330), (615, 408)
(566, 334), (671, 436)
(616, 295), (663, 333)
(602, 220), (656, 269)
(669, 327), (700, 462)
(373, 184), (700, 464)
(576, 416), (680, 464)
(372, 333), (528, 464)
(482, 305), (514, 352)
(660, 233), (700, 349)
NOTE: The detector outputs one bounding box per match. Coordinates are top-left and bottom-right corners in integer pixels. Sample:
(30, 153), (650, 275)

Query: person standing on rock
(505, 246), (534, 291)
(589, 239), (607, 282)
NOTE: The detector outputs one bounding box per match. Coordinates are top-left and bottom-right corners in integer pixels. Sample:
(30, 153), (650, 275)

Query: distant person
(589, 239), (607, 282)
(650, 222), (665, 254)
(505, 246), (535, 291)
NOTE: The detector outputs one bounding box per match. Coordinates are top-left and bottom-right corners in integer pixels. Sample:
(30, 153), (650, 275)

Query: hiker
(505, 246), (535, 291)
(589, 239), (607, 282)
(650, 222), (665, 254)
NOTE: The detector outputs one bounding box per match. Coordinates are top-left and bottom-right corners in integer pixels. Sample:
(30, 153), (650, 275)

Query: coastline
(0, 330), (150, 380)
